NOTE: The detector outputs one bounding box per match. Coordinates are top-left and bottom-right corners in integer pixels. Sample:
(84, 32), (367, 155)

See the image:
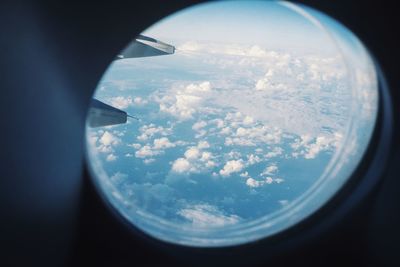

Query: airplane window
(85, 1), (378, 247)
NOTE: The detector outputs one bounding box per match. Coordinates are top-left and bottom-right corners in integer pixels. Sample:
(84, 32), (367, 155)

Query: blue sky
(144, 1), (340, 53)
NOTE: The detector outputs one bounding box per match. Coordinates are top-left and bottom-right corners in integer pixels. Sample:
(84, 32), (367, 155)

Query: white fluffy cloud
(99, 131), (120, 146)
(265, 147), (283, 159)
(186, 47), (350, 139)
(171, 141), (215, 174)
(143, 158), (156, 165)
(261, 164), (278, 176)
(158, 82), (212, 120)
(135, 145), (161, 158)
(245, 176), (283, 188)
(291, 133), (342, 159)
(153, 137), (175, 150)
(240, 171), (249, 178)
(172, 158), (191, 173)
(178, 41), (202, 52)
(224, 123), (282, 147)
(219, 112), (283, 148)
(219, 159), (244, 177)
(130, 125), (181, 163)
(186, 82), (211, 93)
(110, 96), (132, 109)
(96, 131), (120, 153)
(134, 138), (177, 160)
(211, 118), (224, 128)
(133, 96), (148, 105)
(197, 140), (210, 149)
(192, 120), (208, 139)
(106, 153), (117, 162)
(128, 143), (141, 149)
(160, 94), (202, 120)
(184, 147), (200, 160)
(192, 120), (207, 131)
(246, 177), (263, 188)
(177, 204), (241, 227)
(242, 115), (254, 126)
(246, 154), (262, 166)
(137, 124), (171, 141)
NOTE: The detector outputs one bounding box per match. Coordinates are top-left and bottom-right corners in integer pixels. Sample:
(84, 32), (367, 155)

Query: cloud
(240, 171), (249, 178)
(177, 204), (241, 227)
(186, 82), (211, 93)
(192, 120), (207, 131)
(242, 115), (254, 126)
(246, 154), (262, 166)
(226, 150), (242, 160)
(225, 137), (255, 146)
(153, 137), (176, 150)
(99, 131), (120, 146)
(178, 41), (202, 52)
(220, 112), (283, 148)
(220, 127), (231, 135)
(224, 123), (282, 147)
(96, 131), (120, 153)
(110, 172), (128, 185)
(157, 82), (212, 120)
(261, 164), (278, 176)
(188, 49), (349, 138)
(106, 153), (117, 162)
(201, 43), (269, 58)
(137, 124), (171, 141)
(171, 158), (191, 173)
(245, 176), (283, 188)
(265, 147), (283, 159)
(291, 133), (342, 159)
(247, 45), (267, 57)
(131, 130), (179, 162)
(246, 177), (263, 188)
(160, 94), (202, 120)
(149, 183), (175, 202)
(119, 182), (175, 206)
(192, 121), (208, 139)
(184, 147), (200, 160)
(143, 158), (156, 165)
(265, 177), (274, 184)
(197, 140), (210, 149)
(170, 141), (215, 175)
(110, 96), (132, 109)
(211, 118), (225, 128)
(128, 143), (141, 149)
(219, 159), (244, 177)
(133, 97), (148, 105)
(135, 145), (161, 158)
(179, 41), (271, 59)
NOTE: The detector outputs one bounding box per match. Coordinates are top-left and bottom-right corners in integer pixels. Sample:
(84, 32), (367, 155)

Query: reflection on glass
(86, 1), (378, 246)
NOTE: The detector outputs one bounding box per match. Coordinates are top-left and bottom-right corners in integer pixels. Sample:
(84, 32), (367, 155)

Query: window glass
(86, 1), (378, 246)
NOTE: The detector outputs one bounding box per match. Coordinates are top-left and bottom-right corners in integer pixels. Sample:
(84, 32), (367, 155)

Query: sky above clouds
(144, 1), (335, 53)
(86, 1), (378, 246)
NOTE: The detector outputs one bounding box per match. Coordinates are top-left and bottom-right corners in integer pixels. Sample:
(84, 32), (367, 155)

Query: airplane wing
(116, 34), (175, 59)
(87, 99), (128, 128)
(87, 35), (175, 128)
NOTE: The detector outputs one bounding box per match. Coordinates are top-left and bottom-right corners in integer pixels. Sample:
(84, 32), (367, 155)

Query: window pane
(86, 1), (378, 246)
